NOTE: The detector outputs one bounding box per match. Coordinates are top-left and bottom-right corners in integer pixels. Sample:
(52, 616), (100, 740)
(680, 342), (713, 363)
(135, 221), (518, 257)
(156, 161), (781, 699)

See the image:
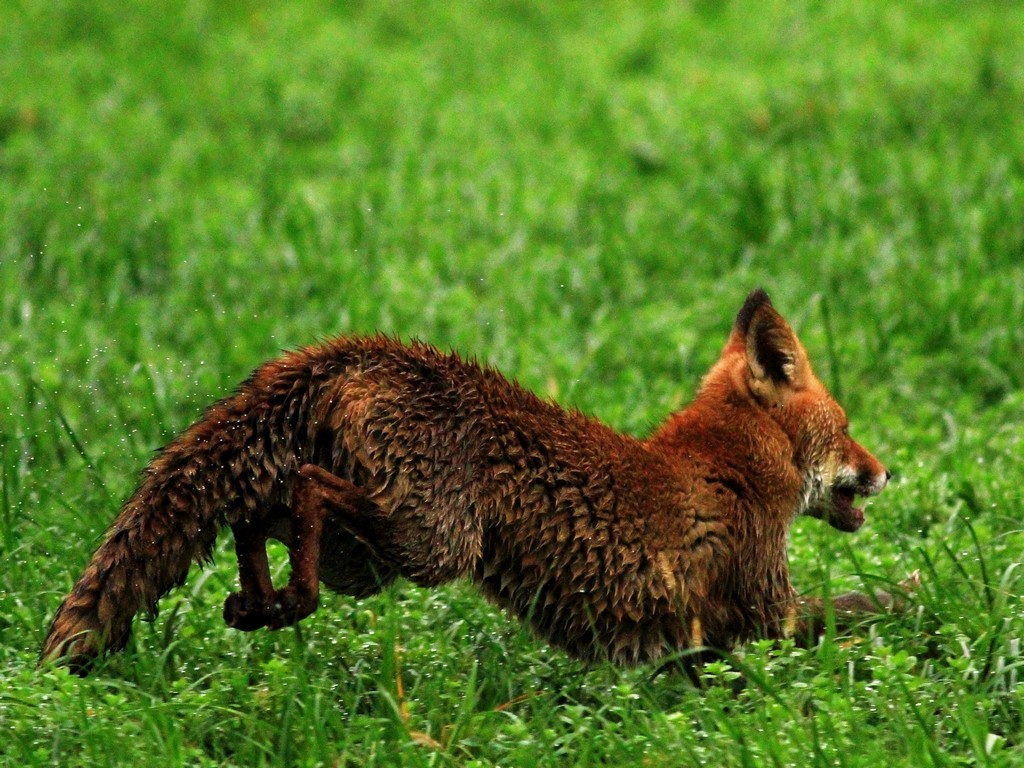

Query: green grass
(2, 0), (1024, 764)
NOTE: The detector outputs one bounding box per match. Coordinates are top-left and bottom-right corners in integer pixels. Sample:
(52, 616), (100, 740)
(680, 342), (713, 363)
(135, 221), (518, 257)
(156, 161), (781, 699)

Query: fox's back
(301, 335), (665, 528)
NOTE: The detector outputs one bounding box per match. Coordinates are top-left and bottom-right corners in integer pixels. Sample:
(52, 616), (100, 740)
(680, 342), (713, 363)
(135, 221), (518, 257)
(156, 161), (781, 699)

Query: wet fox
(42, 289), (900, 673)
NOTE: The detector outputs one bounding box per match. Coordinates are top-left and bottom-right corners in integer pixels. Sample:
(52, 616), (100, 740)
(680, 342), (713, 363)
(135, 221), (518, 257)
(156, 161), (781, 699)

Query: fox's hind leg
(223, 517), (279, 631)
(224, 466), (375, 632)
(296, 463), (480, 588)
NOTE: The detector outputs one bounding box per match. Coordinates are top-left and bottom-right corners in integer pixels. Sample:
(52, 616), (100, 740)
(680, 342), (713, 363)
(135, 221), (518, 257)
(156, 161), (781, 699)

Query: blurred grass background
(1, 0), (1023, 765)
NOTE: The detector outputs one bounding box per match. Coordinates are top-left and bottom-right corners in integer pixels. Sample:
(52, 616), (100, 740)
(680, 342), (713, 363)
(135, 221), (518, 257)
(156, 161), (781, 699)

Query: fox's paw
(893, 569), (921, 611)
(873, 570), (921, 613)
(223, 592), (272, 632)
(224, 587), (319, 632)
(900, 569), (922, 593)
(264, 585), (319, 630)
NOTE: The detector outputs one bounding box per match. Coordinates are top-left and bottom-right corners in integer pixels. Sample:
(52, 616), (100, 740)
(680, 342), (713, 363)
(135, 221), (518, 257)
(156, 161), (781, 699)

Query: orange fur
(42, 290), (899, 673)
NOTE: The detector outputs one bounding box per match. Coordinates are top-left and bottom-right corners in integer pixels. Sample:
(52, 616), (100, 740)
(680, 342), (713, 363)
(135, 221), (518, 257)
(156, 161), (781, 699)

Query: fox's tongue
(828, 489), (865, 532)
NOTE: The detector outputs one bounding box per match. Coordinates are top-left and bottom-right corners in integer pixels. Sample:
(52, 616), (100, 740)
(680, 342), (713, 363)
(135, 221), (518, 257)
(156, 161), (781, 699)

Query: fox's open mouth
(827, 487), (865, 532)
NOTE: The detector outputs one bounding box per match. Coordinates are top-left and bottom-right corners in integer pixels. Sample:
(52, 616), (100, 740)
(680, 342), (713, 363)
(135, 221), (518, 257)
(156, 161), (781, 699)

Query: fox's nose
(876, 468), (892, 493)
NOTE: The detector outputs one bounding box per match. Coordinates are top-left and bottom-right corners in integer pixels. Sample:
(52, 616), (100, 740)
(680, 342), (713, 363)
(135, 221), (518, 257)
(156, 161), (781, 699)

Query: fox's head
(726, 289), (890, 531)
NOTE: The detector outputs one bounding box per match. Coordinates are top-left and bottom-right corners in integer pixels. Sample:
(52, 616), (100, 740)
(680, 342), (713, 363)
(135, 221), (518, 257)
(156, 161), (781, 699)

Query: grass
(2, 0), (1024, 764)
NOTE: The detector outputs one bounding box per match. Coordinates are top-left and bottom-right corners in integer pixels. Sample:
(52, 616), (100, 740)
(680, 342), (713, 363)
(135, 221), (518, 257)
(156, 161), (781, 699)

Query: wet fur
(42, 290), (898, 673)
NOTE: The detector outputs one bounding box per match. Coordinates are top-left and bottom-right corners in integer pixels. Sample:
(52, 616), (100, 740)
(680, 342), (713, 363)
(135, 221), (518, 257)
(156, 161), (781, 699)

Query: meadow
(1, 0), (1023, 764)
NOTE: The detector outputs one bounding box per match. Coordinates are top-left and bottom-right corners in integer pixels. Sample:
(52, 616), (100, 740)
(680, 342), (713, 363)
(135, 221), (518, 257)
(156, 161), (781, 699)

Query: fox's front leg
(224, 466), (370, 631)
(788, 571), (920, 643)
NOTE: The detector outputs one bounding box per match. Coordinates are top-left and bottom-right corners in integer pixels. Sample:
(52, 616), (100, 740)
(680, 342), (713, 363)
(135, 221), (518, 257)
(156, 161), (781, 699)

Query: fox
(41, 289), (903, 674)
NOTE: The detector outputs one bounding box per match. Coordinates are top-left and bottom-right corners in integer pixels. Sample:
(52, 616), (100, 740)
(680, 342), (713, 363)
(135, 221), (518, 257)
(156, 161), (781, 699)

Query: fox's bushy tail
(40, 352), (326, 672)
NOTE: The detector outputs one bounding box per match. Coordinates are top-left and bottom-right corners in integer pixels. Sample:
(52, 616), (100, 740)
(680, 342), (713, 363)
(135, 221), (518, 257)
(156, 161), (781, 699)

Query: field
(2, 0), (1024, 765)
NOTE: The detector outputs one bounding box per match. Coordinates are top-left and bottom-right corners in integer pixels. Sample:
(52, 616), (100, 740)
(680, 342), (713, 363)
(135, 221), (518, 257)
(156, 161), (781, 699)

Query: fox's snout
(817, 446), (889, 533)
(846, 438), (891, 497)
(844, 463), (891, 498)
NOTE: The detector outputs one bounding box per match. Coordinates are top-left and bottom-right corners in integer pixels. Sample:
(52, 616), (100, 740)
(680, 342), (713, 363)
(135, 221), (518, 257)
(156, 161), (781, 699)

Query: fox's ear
(735, 289), (808, 388)
(734, 288), (773, 337)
